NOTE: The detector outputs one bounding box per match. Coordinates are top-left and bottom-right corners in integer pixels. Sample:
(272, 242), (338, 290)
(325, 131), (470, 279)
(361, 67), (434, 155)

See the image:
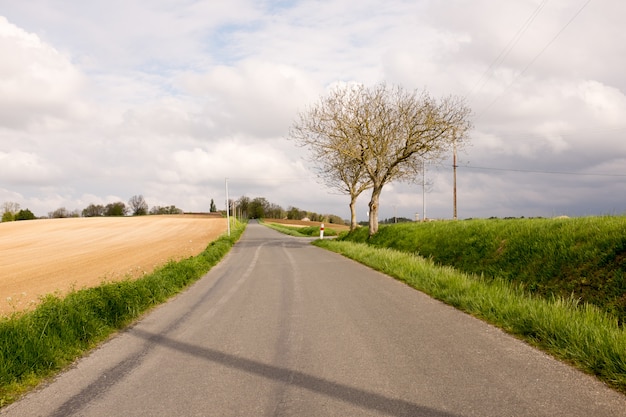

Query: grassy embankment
(0, 221), (246, 408)
(313, 216), (626, 393)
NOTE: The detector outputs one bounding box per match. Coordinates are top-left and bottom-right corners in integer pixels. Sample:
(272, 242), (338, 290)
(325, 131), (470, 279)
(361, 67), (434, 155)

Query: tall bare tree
(290, 85), (373, 231)
(291, 83), (472, 236)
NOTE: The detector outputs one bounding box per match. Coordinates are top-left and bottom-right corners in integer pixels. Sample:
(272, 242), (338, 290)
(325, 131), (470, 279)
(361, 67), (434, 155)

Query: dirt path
(0, 215), (228, 316)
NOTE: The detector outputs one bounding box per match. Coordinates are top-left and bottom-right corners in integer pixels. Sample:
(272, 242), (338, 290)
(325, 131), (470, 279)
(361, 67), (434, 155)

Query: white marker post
(319, 223), (324, 239)
(225, 178), (230, 236)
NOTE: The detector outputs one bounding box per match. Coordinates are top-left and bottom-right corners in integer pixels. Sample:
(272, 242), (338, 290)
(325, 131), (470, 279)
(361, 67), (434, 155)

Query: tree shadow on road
(127, 328), (462, 417)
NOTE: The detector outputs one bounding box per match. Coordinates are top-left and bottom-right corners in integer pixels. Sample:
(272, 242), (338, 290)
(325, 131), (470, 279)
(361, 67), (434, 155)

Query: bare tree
(49, 207), (71, 218)
(236, 196), (250, 219)
(128, 195), (148, 216)
(291, 83), (472, 236)
(2, 201), (20, 222)
(2, 201), (20, 214)
(290, 85), (373, 231)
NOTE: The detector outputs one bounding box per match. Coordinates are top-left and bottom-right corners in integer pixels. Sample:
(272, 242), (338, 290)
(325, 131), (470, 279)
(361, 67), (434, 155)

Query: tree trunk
(368, 187), (382, 237)
(349, 198), (358, 231)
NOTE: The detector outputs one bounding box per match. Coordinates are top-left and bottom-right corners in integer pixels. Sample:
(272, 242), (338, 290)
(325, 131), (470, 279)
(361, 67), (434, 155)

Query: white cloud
(0, 16), (88, 130)
(0, 1), (625, 220)
(180, 60), (320, 138)
(0, 150), (62, 185)
(576, 80), (626, 125)
(169, 138), (305, 186)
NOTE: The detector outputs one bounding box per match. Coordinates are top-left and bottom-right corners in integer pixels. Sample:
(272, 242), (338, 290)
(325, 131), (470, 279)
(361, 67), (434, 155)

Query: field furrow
(0, 215), (227, 315)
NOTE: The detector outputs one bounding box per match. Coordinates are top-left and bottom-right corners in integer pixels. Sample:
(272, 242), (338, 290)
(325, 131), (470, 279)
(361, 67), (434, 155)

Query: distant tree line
(0, 195), (184, 222)
(80, 196), (183, 217)
(1, 194), (345, 225)
(357, 217), (414, 227)
(231, 195), (345, 225)
(150, 205), (184, 215)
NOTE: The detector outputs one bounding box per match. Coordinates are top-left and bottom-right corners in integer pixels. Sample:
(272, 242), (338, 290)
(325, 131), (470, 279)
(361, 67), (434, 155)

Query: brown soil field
(265, 218), (351, 231)
(0, 215), (227, 316)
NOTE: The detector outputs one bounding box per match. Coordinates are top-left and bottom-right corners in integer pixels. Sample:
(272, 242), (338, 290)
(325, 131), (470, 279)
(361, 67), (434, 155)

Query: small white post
(319, 223), (324, 239)
(225, 178), (230, 236)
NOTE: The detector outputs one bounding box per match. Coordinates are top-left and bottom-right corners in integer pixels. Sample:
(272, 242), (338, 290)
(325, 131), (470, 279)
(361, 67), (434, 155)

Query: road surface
(3, 221), (626, 416)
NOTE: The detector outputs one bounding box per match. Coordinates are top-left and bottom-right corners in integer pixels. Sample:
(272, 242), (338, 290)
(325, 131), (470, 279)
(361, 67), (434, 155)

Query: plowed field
(0, 215), (228, 315)
(265, 218), (350, 231)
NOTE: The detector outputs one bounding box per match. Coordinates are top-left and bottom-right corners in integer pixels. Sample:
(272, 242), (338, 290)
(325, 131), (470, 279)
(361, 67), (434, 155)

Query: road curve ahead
(3, 221), (626, 417)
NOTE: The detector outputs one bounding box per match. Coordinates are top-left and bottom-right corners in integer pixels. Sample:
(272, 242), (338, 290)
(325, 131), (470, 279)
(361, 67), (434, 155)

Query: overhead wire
(476, 125), (626, 143)
(476, 0), (594, 120)
(457, 164), (626, 177)
(460, 1), (612, 179)
(467, 0), (550, 99)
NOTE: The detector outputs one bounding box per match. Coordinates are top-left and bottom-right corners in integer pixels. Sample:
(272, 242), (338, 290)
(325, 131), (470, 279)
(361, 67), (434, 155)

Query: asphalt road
(3, 221), (626, 417)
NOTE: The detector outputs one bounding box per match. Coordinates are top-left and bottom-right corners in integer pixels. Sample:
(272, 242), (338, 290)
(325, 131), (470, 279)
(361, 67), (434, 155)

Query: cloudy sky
(1, 0), (625, 221)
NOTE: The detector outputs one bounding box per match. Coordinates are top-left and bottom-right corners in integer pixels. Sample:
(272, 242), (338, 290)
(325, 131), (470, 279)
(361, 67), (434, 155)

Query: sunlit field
(0, 215), (227, 315)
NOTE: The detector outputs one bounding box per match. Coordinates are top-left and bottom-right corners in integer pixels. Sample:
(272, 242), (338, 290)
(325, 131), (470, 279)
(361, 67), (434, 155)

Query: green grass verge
(314, 239), (626, 394)
(342, 217), (626, 324)
(263, 221), (338, 237)
(0, 221), (246, 407)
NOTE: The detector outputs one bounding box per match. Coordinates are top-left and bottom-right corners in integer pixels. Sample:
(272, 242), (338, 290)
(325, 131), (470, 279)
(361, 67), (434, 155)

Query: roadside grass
(314, 239), (626, 394)
(0, 221), (246, 408)
(342, 217), (626, 325)
(263, 221), (339, 237)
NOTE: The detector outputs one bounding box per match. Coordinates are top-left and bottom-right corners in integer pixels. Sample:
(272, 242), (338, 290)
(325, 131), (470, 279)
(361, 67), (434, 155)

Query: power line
(476, 0), (593, 119)
(458, 164), (626, 177)
(477, 125), (626, 142)
(223, 176), (315, 182)
(468, 0), (549, 99)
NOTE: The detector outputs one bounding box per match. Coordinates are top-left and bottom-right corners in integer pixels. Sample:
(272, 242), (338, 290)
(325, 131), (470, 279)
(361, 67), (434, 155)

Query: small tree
(49, 207), (71, 218)
(210, 199), (217, 213)
(248, 197), (269, 219)
(2, 202), (20, 222)
(82, 204), (105, 217)
(15, 208), (36, 221)
(327, 214), (346, 225)
(287, 206), (305, 220)
(267, 203), (285, 219)
(128, 195), (148, 216)
(236, 196), (250, 219)
(105, 202), (127, 216)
